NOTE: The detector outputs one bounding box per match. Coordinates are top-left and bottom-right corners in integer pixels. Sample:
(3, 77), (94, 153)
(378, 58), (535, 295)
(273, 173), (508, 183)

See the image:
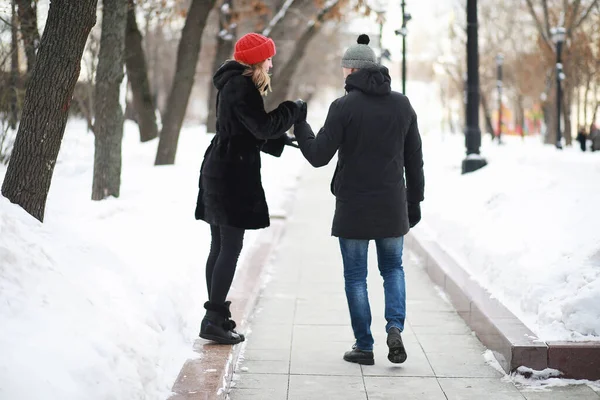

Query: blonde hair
(241, 61), (272, 96)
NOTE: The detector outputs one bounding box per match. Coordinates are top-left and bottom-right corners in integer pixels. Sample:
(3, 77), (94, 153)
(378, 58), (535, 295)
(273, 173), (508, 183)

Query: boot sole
(343, 355), (375, 365)
(199, 332), (245, 345)
(387, 336), (407, 364)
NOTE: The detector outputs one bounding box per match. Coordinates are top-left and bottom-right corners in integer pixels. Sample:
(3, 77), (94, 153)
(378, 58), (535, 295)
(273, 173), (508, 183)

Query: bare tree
(1, 0), (99, 222)
(524, 0), (600, 144)
(155, 0), (218, 165)
(125, 0), (158, 142)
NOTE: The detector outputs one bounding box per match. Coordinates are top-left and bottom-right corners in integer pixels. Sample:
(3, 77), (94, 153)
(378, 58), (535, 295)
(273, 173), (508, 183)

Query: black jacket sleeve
(294, 101), (345, 168)
(404, 112), (425, 204)
(234, 86), (299, 140)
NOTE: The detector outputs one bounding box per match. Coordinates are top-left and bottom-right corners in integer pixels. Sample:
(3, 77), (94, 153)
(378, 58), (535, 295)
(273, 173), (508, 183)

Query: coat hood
(213, 60), (247, 90)
(345, 65), (392, 96)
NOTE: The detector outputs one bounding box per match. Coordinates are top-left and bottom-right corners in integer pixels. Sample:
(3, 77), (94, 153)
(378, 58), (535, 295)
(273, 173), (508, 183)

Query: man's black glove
(294, 99), (307, 122)
(408, 202), (421, 228)
(284, 135), (299, 148)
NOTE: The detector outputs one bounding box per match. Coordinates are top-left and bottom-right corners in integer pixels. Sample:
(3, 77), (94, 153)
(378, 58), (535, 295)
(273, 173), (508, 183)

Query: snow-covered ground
(395, 77), (600, 343)
(0, 119), (305, 399)
(416, 132), (600, 341)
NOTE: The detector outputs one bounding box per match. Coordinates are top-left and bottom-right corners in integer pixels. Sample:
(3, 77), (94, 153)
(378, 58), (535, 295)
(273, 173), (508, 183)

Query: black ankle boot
(387, 327), (407, 363)
(199, 301), (245, 345)
(222, 301), (245, 341)
(343, 345), (374, 365)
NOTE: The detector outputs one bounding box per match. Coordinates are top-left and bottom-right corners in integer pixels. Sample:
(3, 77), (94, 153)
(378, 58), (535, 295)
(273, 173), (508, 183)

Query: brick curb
(406, 229), (600, 380)
(168, 218), (289, 400)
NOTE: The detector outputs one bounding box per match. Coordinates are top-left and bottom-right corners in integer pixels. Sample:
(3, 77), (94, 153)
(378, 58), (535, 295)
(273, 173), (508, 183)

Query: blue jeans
(339, 236), (405, 351)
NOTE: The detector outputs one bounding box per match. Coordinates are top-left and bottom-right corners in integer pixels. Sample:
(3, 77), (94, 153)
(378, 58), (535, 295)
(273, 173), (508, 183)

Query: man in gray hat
(293, 34), (425, 366)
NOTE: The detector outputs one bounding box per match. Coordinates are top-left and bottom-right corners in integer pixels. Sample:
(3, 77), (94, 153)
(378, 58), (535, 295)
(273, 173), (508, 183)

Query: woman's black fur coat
(195, 61), (299, 229)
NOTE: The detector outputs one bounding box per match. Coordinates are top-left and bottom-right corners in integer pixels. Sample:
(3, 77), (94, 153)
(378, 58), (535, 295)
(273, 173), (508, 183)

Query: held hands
(294, 99), (307, 123)
(284, 135), (299, 148)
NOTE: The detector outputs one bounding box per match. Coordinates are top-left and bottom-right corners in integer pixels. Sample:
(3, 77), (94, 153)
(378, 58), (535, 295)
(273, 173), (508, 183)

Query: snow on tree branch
(262, 0), (295, 36)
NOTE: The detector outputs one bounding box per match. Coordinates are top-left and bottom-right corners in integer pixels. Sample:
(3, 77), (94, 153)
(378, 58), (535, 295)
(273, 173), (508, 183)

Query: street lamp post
(462, 0), (487, 174)
(394, 1), (411, 94)
(551, 26), (566, 149)
(496, 54), (504, 144)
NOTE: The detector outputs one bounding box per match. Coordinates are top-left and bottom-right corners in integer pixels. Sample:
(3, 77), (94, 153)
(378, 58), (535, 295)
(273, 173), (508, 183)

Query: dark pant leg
(339, 237), (374, 351)
(205, 225), (221, 298)
(208, 225), (245, 305)
(375, 236), (406, 332)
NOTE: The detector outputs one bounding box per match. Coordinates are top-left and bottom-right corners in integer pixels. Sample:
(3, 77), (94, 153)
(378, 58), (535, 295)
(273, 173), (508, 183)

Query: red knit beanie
(233, 33), (276, 65)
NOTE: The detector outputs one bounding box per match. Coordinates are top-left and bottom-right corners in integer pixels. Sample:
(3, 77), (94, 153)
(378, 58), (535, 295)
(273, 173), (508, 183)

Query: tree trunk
(9, 0), (19, 130)
(576, 83), (580, 130)
(516, 94), (525, 138)
(479, 90), (494, 140)
(125, 0), (158, 142)
(16, 0), (40, 75)
(544, 87), (557, 145)
(262, 0), (321, 110)
(1, 0), (98, 222)
(155, 0), (217, 165)
(583, 74), (591, 126)
(591, 85), (599, 130)
(206, 0), (235, 134)
(92, 0), (127, 200)
(266, 2), (339, 110)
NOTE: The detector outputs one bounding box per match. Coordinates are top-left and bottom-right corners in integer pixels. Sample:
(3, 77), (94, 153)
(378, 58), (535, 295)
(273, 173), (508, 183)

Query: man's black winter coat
(195, 61), (299, 229)
(294, 66), (425, 239)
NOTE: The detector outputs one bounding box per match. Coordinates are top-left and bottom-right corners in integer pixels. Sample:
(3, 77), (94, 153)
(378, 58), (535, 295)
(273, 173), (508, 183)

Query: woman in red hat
(195, 33), (305, 344)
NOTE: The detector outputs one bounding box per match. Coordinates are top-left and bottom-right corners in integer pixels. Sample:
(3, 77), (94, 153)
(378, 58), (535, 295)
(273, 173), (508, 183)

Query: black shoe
(343, 345), (374, 365)
(387, 327), (407, 364)
(199, 301), (245, 345)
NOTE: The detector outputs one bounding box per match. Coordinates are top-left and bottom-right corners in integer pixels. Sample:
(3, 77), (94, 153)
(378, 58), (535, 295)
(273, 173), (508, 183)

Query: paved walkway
(226, 164), (600, 400)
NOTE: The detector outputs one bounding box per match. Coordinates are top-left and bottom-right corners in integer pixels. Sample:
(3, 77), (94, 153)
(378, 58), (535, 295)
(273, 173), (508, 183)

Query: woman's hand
(294, 99), (307, 123)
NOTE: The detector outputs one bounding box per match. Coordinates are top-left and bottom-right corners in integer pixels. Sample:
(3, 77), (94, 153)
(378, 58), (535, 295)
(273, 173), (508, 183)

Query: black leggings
(205, 225), (245, 305)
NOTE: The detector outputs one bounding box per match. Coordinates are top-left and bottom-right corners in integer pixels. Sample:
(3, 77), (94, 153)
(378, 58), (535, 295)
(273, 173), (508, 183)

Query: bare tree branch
(262, 0), (295, 36)
(566, 0), (582, 32)
(574, 0), (599, 30)
(525, 0), (553, 51)
(0, 14), (13, 27)
(542, 0), (551, 36)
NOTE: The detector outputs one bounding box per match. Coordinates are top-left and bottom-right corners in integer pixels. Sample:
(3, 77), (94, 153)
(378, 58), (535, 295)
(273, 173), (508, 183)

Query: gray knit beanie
(341, 34), (378, 69)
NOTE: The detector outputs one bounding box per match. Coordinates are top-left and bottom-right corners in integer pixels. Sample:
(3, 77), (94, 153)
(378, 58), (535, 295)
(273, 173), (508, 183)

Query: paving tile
(250, 297), (296, 325)
(408, 311), (472, 335)
(292, 324), (356, 345)
(236, 359), (290, 374)
(294, 297), (351, 325)
(426, 352), (504, 378)
(364, 376), (446, 399)
(242, 323), (293, 351)
(290, 339), (362, 376)
(519, 384), (600, 400)
(237, 347), (291, 374)
(437, 377), (525, 399)
(417, 332), (488, 354)
(288, 374), (366, 400)
(228, 373), (288, 400)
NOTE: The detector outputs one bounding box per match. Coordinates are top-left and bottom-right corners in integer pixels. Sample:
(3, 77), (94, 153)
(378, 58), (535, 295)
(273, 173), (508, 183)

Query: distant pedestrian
(590, 124), (600, 152)
(576, 126), (587, 152)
